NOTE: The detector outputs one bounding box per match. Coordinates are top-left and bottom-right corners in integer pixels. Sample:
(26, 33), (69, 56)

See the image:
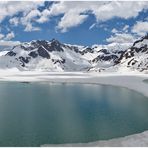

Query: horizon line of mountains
(0, 34), (148, 73)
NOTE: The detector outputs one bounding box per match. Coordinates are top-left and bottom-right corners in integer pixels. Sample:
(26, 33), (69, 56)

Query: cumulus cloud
(47, 1), (148, 32)
(123, 25), (129, 33)
(106, 33), (136, 44)
(18, 8), (50, 31)
(9, 9), (47, 32)
(0, 1), (44, 23)
(0, 1), (148, 34)
(92, 1), (148, 21)
(49, 1), (90, 32)
(0, 40), (20, 51)
(0, 40), (20, 46)
(48, 1), (106, 32)
(0, 33), (4, 40)
(0, 32), (15, 41)
(0, 1), (147, 33)
(5, 31), (15, 40)
(20, 9), (41, 32)
(36, 9), (50, 23)
(24, 23), (40, 32)
(107, 24), (139, 44)
(111, 28), (118, 33)
(24, 9), (41, 21)
(111, 25), (130, 34)
(132, 21), (148, 36)
(9, 17), (19, 26)
(57, 11), (88, 32)
(0, 1), (44, 32)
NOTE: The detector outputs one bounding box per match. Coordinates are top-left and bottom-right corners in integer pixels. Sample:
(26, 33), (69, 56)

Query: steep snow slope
(0, 51), (9, 56)
(116, 35), (148, 72)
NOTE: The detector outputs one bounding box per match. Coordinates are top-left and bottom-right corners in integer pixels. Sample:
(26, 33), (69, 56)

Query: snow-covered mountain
(0, 39), (91, 71)
(89, 34), (148, 73)
(115, 35), (148, 72)
(0, 35), (147, 73)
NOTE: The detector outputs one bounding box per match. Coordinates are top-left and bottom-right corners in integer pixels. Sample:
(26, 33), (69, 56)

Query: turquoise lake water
(0, 82), (148, 146)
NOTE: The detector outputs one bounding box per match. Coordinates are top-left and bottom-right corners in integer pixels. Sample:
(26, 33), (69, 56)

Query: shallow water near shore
(0, 81), (148, 146)
(143, 79), (148, 83)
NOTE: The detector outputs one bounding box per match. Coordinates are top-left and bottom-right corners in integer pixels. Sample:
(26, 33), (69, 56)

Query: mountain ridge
(0, 35), (147, 73)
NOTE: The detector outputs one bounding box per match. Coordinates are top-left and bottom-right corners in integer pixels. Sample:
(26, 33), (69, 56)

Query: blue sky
(0, 1), (148, 46)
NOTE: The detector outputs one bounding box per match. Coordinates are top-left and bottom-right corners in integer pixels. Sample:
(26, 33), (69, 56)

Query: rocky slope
(115, 34), (148, 72)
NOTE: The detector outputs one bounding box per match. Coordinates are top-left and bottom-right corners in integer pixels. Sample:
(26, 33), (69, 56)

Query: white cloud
(89, 23), (96, 30)
(145, 17), (148, 21)
(0, 40), (20, 50)
(11, 8), (50, 31)
(48, 1), (148, 32)
(106, 33), (136, 44)
(0, 40), (20, 46)
(9, 17), (19, 26)
(0, 1), (44, 32)
(24, 23), (40, 32)
(36, 9), (50, 23)
(57, 11), (88, 32)
(5, 31), (15, 40)
(0, 1), (148, 33)
(92, 1), (148, 21)
(23, 9), (41, 22)
(111, 25), (130, 35)
(21, 9), (41, 32)
(0, 33), (4, 40)
(132, 21), (148, 36)
(111, 28), (118, 34)
(49, 2), (90, 32)
(0, 32), (15, 41)
(0, 1), (44, 23)
(123, 25), (129, 32)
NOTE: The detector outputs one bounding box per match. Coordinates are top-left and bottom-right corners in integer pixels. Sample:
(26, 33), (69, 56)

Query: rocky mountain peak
(50, 38), (60, 44)
(133, 34), (148, 47)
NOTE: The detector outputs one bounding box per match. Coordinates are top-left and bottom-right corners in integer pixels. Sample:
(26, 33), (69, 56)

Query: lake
(0, 82), (148, 146)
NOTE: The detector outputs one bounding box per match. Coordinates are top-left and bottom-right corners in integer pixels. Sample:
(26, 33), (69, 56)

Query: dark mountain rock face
(81, 47), (94, 55)
(37, 46), (50, 59)
(127, 58), (138, 66)
(18, 39), (65, 53)
(52, 58), (66, 64)
(98, 49), (110, 54)
(19, 57), (31, 67)
(116, 34), (148, 63)
(113, 34), (148, 72)
(133, 34), (148, 46)
(6, 51), (16, 56)
(92, 54), (118, 63)
(48, 39), (64, 52)
(29, 51), (38, 58)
